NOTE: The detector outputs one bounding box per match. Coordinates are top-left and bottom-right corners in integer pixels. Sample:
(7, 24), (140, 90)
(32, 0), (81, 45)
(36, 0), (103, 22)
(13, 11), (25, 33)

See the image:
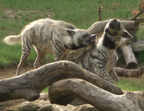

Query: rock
(3, 93), (99, 111)
(76, 104), (100, 111)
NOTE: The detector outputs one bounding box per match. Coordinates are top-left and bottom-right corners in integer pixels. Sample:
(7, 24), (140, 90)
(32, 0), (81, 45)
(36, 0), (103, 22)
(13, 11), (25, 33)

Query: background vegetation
(0, 0), (143, 91)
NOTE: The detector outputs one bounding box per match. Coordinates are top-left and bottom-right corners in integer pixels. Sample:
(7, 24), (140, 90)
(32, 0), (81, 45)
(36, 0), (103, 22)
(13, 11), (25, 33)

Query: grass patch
(118, 77), (144, 91)
(42, 87), (49, 93)
(0, 0), (142, 68)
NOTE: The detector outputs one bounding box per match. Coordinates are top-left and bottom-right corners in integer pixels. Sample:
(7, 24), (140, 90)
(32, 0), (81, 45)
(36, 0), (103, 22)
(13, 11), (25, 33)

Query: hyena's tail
(3, 35), (21, 45)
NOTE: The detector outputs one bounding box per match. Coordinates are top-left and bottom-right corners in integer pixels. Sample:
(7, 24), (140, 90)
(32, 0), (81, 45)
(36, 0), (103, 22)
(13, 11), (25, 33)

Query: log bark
(49, 78), (143, 111)
(114, 66), (144, 77)
(0, 61), (122, 102)
(120, 44), (138, 68)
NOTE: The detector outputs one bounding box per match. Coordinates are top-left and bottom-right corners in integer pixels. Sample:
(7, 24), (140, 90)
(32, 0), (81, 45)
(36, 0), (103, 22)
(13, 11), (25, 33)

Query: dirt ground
(0, 66), (45, 111)
(0, 66), (33, 79)
(0, 66), (95, 111)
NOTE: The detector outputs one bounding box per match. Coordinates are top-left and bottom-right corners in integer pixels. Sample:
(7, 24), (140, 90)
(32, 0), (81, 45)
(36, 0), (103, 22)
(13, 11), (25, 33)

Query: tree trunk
(120, 44), (138, 68)
(120, 43), (137, 69)
(0, 61), (122, 102)
(114, 66), (144, 77)
(49, 78), (143, 111)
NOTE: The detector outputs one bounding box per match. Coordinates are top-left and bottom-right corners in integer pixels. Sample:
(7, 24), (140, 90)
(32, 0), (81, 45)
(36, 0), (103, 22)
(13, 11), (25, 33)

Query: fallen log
(0, 61), (122, 102)
(49, 78), (143, 111)
(114, 66), (144, 77)
(120, 44), (138, 68)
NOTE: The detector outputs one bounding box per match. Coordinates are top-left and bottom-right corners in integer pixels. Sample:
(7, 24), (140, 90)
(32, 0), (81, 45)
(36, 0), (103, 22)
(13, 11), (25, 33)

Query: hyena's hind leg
(33, 48), (46, 68)
(16, 41), (32, 76)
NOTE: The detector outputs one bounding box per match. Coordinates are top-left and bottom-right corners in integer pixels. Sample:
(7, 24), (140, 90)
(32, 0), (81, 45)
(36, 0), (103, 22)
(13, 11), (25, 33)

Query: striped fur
(3, 18), (96, 76)
(68, 19), (132, 84)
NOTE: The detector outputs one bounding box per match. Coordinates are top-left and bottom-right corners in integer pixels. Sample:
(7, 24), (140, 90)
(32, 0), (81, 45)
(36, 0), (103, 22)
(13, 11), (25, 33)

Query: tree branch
(49, 79), (143, 111)
(114, 66), (144, 77)
(0, 61), (122, 102)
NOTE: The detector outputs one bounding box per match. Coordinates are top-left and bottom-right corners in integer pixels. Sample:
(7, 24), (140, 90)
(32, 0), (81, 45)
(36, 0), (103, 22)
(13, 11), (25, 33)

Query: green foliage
(42, 87), (49, 93)
(117, 77), (144, 91)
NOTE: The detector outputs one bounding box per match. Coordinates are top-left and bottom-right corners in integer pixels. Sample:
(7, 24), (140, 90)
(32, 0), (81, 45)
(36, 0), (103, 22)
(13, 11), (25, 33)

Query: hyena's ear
(121, 30), (133, 38)
(64, 29), (75, 37)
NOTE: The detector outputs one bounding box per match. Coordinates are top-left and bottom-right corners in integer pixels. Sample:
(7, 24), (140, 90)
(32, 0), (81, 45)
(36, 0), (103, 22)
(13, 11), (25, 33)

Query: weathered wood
(130, 40), (144, 52)
(120, 44), (138, 68)
(114, 66), (144, 77)
(49, 79), (143, 111)
(0, 61), (122, 102)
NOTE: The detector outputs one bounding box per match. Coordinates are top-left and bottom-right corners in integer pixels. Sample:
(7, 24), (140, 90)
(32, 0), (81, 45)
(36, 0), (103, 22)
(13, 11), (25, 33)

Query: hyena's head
(105, 19), (132, 39)
(103, 19), (133, 49)
(65, 29), (96, 50)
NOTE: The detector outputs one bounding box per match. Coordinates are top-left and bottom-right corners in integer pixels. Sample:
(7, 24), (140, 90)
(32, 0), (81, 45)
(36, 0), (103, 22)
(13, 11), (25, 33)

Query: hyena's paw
(114, 76), (119, 83)
(110, 71), (119, 83)
(103, 75), (115, 84)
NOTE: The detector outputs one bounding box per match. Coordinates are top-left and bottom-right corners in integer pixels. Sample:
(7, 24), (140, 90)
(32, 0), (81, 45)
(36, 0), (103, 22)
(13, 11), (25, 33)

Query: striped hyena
(68, 19), (132, 84)
(3, 18), (96, 76)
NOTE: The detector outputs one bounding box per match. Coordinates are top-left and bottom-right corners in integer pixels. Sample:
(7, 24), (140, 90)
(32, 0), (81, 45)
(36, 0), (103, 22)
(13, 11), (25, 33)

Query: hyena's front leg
(98, 67), (115, 84)
(102, 71), (115, 84)
(33, 48), (46, 68)
(96, 62), (115, 84)
(54, 53), (61, 61)
(109, 69), (119, 83)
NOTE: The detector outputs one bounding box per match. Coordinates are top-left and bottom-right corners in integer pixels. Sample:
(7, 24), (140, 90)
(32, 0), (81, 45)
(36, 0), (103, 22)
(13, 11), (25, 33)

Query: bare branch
(98, 5), (102, 21)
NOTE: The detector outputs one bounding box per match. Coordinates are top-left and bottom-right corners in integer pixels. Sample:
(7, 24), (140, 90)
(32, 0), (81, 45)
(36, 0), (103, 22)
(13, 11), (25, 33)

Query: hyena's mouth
(87, 34), (96, 44)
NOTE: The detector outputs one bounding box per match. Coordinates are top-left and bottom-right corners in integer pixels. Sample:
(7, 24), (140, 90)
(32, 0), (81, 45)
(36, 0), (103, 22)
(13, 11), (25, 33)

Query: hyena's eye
(113, 32), (118, 36)
(82, 33), (90, 38)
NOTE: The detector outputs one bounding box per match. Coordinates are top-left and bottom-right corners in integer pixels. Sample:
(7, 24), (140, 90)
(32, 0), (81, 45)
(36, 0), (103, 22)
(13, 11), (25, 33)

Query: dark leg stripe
(98, 50), (106, 58)
(50, 28), (54, 39)
(51, 28), (62, 56)
(40, 26), (44, 43)
(90, 52), (104, 61)
(81, 58), (85, 69)
(55, 40), (63, 51)
(54, 50), (61, 56)
(53, 42), (61, 55)
(88, 57), (92, 69)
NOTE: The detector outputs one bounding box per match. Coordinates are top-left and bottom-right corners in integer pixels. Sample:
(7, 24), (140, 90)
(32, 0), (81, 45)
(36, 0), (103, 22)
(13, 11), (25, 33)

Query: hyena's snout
(109, 19), (119, 30)
(85, 34), (96, 45)
(109, 19), (133, 39)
